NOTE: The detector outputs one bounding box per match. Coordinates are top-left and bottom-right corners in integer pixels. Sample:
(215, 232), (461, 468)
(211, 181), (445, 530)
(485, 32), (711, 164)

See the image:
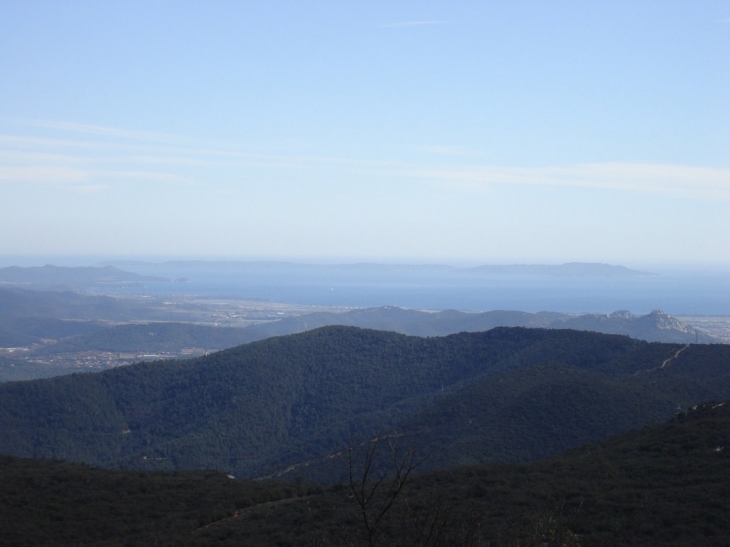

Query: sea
(89, 261), (730, 316)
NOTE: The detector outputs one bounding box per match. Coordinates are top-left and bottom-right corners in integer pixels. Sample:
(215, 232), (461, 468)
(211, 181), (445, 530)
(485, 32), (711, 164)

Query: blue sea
(92, 261), (730, 316)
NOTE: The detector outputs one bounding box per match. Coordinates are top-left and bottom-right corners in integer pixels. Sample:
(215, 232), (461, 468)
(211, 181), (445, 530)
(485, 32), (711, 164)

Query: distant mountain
(242, 306), (719, 344)
(554, 308), (717, 343)
(239, 306), (558, 339)
(109, 259), (654, 278)
(1, 326), (728, 482)
(467, 261), (655, 277)
(1, 285), (714, 347)
(0, 264), (167, 290)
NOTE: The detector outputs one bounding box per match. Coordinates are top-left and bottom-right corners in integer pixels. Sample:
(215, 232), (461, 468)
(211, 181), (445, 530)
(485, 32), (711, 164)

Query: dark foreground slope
(1, 401), (728, 547)
(0, 457), (294, 547)
(205, 401), (730, 547)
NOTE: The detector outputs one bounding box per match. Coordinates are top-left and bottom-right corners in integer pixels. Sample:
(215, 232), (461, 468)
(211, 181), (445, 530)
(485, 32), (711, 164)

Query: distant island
(467, 262), (655, 277)
(103, 260), (655, 278)
(0, 264), (168, 290)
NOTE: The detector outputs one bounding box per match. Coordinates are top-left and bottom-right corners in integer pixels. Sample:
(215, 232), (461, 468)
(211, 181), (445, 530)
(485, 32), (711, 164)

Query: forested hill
(0, 326), (728, 480)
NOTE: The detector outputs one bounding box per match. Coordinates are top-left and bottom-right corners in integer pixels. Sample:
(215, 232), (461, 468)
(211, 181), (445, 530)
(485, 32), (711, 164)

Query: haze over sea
(79, 260), (730, 316)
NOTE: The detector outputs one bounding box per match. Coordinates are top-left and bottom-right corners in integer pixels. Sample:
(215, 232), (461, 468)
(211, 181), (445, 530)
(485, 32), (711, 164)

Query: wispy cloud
(0, 165), (90, 184)
(422, 145), (472, 157)
(382, 20), (450, 28)
(68, 184), (112, 194)
(0, 163), (190, 187)
(0, 122), (406, 189)
(412, 163), (730, 201)
(28, 120), (188, 144)
(0, 131), (197, 188)
(3, 120), (729, 201)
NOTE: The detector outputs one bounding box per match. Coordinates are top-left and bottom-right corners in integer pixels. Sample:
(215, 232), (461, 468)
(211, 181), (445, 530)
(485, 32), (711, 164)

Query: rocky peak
(644, 310), (693, 333)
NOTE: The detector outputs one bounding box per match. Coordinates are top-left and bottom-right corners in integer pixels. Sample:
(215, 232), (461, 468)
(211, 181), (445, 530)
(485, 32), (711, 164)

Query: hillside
(0, 286), (171, 321)
(30, 322), (259, 355)
(1, 326), (728, 481)
(1, 401), (728, 546)
(0, 316), (107, 347)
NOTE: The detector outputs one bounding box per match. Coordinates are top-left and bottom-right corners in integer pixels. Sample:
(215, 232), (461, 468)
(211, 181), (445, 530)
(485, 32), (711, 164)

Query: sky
(1, 1), (729, 268)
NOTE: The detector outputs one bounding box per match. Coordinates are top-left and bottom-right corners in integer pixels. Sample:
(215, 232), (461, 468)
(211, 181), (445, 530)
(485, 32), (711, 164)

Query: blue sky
(1, 1), (729, 267)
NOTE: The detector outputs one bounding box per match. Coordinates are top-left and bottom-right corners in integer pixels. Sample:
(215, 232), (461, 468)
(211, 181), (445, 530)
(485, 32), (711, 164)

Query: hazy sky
(1, 1), (729, 266)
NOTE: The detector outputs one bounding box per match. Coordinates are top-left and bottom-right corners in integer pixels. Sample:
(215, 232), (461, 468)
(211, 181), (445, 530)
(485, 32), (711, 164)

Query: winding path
(660, 344), (690, 369)
(633, 344), (690, 376)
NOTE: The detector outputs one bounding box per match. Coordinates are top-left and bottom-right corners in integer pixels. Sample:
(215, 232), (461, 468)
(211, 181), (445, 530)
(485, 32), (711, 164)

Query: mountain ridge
(241, 305), (718, 345)
(1, 326), (728, 481)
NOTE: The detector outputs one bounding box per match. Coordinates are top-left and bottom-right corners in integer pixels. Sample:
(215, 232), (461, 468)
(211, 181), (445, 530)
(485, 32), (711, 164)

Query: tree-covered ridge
(0, 326), (728, 481)
(1, 401), (728, 546)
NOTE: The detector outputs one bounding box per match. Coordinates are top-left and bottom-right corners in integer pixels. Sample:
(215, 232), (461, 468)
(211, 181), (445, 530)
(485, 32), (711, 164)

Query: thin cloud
(0, 165), (90, 184)
(11, 120), (410, 169)
(0, 138), (195, 187)
(0, 150), (95, 165)
(4, 120), (729, 201)
(411, 163), (730, 201)
(0, 164), (189, 187)
(382, 20), (450, 28)
(68, 184), (111, 194)
(0, 134), (104, 150)
(93, 170), (191, 183)
(13, 122), (354, 170)
(28, 120), (189, 144)
(422, 145), (471, 157)
(110, 155), (210, 167)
